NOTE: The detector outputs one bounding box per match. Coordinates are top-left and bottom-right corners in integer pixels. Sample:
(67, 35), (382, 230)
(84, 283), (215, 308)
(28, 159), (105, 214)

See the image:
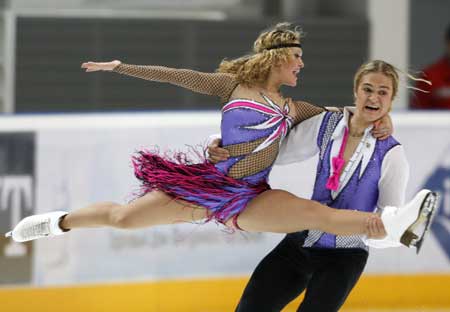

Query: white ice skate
(5, 211), (69, 243)
(381, 189), (439, 254)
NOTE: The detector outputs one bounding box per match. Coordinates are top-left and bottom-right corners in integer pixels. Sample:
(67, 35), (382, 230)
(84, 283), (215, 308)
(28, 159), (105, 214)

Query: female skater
(208, 60), (436, 312)
(6, 24), (436, 249)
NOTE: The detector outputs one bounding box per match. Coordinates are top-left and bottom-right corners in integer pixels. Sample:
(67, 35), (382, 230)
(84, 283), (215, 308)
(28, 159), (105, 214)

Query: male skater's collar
(332, 106), (374, 140)
(330, 106), (377, 188)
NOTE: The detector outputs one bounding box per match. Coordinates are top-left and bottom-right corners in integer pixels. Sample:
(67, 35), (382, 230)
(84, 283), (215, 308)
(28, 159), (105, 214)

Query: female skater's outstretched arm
(81, 60), (328, 124)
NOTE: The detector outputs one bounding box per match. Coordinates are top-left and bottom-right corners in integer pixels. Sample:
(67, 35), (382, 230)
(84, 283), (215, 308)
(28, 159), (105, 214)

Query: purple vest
(295, 112), (400, 250)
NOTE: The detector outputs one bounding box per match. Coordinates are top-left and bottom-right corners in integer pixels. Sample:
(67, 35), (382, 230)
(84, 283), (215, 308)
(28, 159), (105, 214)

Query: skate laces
(21, 218), (51, 239)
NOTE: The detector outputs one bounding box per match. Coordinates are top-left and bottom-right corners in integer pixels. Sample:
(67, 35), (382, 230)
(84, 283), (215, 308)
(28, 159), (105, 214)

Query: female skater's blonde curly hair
(217, 23), (303, 86)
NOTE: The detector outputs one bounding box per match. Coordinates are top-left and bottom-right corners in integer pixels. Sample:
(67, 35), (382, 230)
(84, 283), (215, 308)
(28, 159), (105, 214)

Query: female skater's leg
(234, 190), (373, 235)
(6, 190), (209, 242)
(10, 189), (371, 241)
(60, 190), (208, 230)
(8, 187), (435, 246)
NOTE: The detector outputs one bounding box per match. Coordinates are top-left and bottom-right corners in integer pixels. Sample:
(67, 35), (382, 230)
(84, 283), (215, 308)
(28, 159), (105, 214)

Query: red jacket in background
(411, 57), (450, 109)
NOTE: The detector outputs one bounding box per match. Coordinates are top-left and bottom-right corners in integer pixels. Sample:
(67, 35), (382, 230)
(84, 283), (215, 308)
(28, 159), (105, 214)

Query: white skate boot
(381, 189), (439, 254)
(5, 211), (69, 243)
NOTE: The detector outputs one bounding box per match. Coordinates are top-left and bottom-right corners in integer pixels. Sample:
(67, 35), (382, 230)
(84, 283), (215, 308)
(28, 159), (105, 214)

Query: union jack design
(222, 93), (294, 153)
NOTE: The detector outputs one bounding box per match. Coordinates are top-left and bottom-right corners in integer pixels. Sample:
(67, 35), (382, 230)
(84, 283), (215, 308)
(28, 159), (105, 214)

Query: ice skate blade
(400, 230), (418, 247)
(413, 192), (439, 254)
(400, 192), (438, 253)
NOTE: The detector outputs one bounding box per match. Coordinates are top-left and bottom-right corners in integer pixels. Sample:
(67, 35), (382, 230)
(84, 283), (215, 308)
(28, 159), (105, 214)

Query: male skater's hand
(207, 139), (230, 164)
(366, 215), (387, 239)
(81, 60), (122, 72)
(371, 114), (393, 140)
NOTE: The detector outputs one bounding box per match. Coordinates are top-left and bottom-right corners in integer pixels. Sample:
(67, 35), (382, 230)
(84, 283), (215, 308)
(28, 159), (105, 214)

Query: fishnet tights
(114, 64), (326, 179)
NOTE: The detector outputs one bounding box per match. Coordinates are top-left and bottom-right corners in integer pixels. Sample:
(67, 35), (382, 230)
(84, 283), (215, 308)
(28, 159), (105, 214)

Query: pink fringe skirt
(132, 147), (270, 225)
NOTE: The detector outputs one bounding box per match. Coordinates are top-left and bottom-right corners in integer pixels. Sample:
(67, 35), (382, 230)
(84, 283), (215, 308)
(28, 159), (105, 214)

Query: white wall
(368, 0), (409, 110)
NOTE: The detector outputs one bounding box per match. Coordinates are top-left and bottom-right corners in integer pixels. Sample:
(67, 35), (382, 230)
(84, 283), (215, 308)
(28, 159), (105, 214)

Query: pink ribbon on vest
(326, 127), (349, 191)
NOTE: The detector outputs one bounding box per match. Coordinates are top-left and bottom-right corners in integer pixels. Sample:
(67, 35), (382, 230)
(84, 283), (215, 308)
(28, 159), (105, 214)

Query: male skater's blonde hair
(354, 60), (431, 101)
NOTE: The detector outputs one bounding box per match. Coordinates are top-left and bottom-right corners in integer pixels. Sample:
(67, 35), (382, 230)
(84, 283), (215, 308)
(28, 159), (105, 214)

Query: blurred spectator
(411, 24), (450, 109)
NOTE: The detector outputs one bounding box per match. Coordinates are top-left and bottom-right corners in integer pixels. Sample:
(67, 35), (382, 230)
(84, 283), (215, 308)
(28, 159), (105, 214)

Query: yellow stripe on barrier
(1, 274), (449, 312)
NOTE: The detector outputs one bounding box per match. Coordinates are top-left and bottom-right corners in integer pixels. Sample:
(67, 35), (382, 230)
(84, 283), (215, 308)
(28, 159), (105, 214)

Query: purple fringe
(132, 146), (270, 224)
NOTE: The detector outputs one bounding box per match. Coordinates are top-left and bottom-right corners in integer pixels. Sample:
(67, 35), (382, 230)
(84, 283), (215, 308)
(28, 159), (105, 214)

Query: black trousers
(235, 234), (368, 312)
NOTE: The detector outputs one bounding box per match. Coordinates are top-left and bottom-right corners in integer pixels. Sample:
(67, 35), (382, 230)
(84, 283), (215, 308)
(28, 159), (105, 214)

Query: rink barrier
(0, 111), (449, 312)
(1, 274), (450, 311)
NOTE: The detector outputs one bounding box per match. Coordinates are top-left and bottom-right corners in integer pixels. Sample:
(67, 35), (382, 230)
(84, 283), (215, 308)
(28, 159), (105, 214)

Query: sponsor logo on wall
(0, 133), (35, 284)
(423, 145), (450, 259)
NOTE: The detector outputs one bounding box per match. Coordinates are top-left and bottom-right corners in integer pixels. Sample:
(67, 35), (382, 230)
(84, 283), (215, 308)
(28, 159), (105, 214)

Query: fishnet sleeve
(113, 63), (238, 102)
(289, 99), (327, 126)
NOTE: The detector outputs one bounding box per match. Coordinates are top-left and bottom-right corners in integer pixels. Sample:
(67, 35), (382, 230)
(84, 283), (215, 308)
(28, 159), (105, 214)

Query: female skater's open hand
(81, 60), (121, 72)
(371, 115), (393, 140)
(207, 138), (230, 164)
(366, 215), (387, 239)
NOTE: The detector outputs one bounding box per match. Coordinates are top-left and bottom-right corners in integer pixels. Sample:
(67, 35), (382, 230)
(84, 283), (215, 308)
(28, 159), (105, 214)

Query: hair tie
(265, 43), (302, 50)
